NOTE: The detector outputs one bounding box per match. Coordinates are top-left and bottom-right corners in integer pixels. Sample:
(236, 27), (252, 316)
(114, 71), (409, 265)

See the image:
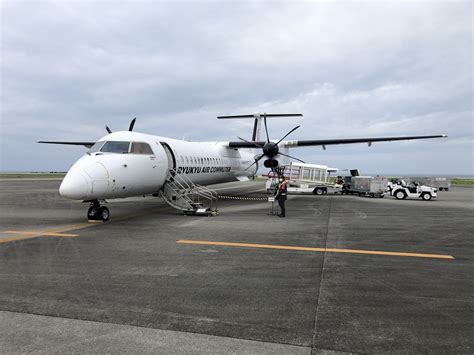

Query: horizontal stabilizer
(38, 141), (95, 148)
(218, 113), (302, 119)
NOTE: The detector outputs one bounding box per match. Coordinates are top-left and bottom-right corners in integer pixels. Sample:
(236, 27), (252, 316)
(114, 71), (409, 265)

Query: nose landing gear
(87, 201), (110, 222)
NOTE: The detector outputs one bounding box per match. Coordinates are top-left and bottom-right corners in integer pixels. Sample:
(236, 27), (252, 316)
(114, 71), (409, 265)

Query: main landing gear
(87, 201), (110, 222)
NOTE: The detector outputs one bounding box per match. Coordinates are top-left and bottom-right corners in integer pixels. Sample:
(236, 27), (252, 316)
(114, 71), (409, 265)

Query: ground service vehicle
(400, 176), (451, 191)
(265, 162), (341, 195)
(350, 176), (388, 197)
(391, 181), (437, 200)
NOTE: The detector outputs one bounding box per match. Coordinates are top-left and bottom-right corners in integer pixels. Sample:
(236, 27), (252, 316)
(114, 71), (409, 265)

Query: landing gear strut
(87, 201), (110, 222)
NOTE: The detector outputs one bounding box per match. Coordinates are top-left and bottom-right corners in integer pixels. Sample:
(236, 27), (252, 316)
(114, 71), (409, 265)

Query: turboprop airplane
(39, 113), (447, 221)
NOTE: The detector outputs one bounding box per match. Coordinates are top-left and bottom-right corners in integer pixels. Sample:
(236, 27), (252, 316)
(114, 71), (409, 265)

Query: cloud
(0, 0), (472, 174)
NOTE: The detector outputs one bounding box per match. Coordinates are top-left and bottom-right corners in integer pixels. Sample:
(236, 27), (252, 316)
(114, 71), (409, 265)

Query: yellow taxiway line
(2, 231), (79, 238)
(0, 222), (92, 243)
(176, 240), (455, 260)
(0, 206), (170, 244)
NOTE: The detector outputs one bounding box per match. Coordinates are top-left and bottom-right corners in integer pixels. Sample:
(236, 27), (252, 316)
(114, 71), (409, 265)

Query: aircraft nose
(59, 172), (91, 200)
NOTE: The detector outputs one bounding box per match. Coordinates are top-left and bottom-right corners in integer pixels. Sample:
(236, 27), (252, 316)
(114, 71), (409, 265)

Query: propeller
(129, 117), (136, 131)
(104, 117), (137, 134)
(238, 112), (305, 172)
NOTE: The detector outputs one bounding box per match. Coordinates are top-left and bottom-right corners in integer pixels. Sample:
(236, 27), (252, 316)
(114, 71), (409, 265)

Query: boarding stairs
(159, 169), (218, 215)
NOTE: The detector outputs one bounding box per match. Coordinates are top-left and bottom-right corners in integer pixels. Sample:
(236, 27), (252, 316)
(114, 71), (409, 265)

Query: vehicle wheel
(314, 188), (324, 195)
(87, 206), (99, 220)
(421, 193), (432, 201)
(369, 193), (375, 198)
(394, 190), (406, 200)
(99, 206), (110, 221)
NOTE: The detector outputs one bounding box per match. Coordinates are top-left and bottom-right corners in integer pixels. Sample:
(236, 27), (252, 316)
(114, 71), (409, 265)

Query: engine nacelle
(264, 159), (279, 168)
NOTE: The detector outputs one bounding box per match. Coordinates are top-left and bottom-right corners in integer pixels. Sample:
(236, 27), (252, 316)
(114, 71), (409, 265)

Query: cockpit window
(100, 141), (130, 154)
(88, 141), (105, 153)
(130, 142), (153, 155)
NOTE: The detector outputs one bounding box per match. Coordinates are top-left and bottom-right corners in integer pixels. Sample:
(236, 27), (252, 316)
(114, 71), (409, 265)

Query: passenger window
(130, 142), (153, 154)
(100, 141), (130, 154)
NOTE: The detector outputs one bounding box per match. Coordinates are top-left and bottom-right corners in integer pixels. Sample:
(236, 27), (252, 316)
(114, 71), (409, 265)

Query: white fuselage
(59, 131), (257, 201)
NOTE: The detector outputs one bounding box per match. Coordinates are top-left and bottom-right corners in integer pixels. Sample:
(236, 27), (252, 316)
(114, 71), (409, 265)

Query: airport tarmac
(0, 179), (473, 354)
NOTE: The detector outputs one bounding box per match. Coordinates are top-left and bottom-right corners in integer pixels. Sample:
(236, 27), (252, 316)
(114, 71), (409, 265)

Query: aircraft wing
(38, 141), (96, 148)
(227, 134), (447, 148)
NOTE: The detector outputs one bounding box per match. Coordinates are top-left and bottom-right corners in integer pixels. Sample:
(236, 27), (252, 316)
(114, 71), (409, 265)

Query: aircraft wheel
(421, 193), (432, 201)
(394, 190), (406, 200)
(87, 206), (100, 220)
(99, 206), (110, 221)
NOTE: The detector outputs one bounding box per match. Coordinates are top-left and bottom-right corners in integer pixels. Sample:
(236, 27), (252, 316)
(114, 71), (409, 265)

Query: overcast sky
(1, 0), (472, 175)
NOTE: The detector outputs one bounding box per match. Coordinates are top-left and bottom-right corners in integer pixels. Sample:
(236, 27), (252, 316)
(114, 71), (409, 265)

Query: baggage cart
(350, 176), (387, 197)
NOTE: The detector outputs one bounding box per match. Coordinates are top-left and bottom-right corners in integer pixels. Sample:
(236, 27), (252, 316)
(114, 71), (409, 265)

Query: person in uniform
(275, 176), (288, 217)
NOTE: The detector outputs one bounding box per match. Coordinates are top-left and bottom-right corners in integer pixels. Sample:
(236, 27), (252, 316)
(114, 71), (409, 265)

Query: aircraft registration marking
(176, 240), (455, 260)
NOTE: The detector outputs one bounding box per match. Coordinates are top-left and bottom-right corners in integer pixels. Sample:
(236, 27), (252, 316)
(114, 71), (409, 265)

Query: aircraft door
(160, 142), (176, 173)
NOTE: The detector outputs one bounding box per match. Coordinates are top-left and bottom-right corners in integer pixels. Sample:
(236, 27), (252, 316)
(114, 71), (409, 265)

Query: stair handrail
(168, 168), (218, 209)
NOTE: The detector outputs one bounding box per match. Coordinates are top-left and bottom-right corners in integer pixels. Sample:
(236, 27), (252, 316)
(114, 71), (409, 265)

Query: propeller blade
(245, 161), (256, 171)
(237, 136), (264, 148)
(278, 152), (306, 163)
(263, 113), (270, 143)
(276, 125), (301, 145)
(105, 125), (112, 134)
(245, 154), (265, 170)
(245, 154), (264, 171)
(129, 117), (136, 131)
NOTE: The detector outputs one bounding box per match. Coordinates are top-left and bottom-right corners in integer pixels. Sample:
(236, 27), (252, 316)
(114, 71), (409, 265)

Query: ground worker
(275, 175), (288, 217)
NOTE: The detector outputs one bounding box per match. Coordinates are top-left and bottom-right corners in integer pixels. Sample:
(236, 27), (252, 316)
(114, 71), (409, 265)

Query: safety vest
(278, 180), (287, 195)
